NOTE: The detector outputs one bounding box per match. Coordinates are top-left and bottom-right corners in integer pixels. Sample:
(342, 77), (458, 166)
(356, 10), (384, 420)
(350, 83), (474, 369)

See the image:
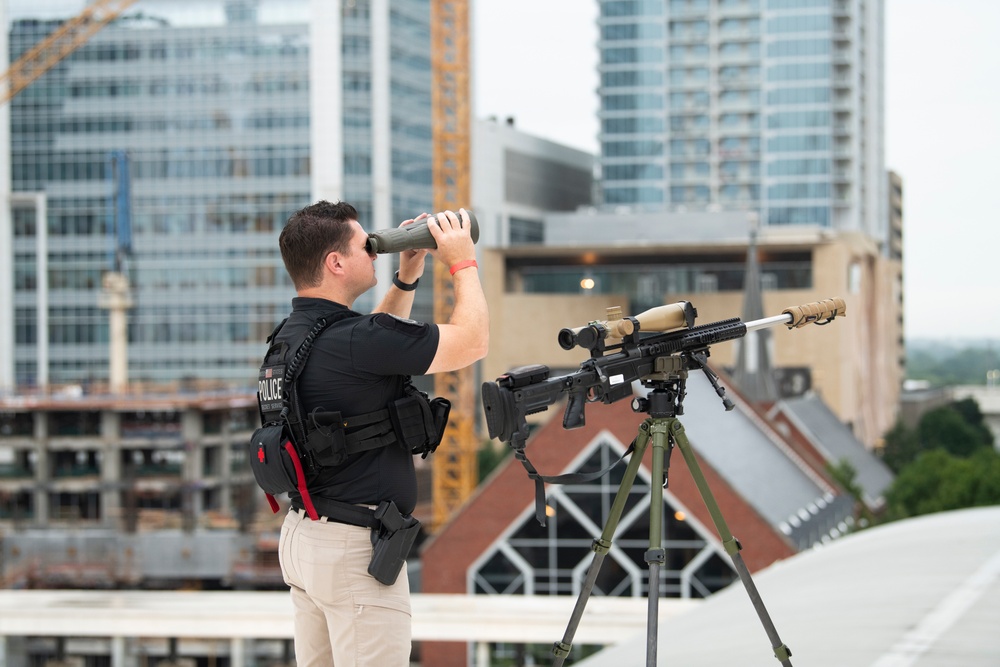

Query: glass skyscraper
(4, 0), (432, 389)
(597, 0), (886, 241)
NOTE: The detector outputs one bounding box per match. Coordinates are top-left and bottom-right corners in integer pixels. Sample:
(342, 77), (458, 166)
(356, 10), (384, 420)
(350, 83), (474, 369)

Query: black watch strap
(393, 271), (419, 291)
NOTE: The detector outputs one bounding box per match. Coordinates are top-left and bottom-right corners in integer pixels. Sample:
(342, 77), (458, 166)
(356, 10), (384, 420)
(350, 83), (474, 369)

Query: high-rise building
(472, 117), (595, 248)
(596, 0), (886, 245)
(1, 0), (433, 391)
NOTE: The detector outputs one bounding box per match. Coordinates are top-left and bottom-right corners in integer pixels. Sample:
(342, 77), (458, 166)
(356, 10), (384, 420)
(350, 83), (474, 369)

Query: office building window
(669, 138), (711, 156)
(767, 182), (830, 199)
(509, 217), (544, 244)
(602, 117), (665, 134)
(669, 67), (710, 84)
(719, 41), (760, 59)
(766, 14), (831, 33)
(601, 0), (665, 17)
(767, 0), (829, 8)
(767, 158), (829, 176)
(604, 163), (665, 180)
(670, 185), (710, 203)
(669, 91), (709, 109)
(719, 18), (760, 34)
(669, 44), (710, 60)
(602, 93), (665, 111)
(767, 39), (831, 58)
(603, 140), (665, 157)
(602, 70), (665, 87)
(670, 0), (710, 11)
(768, 206), (830, 225)
(767, 62), (831, 82)
(767, 110), (831, 128)
(767, 87), (831, 105)
(604, 187), (665, 204)
(766, 134), (830, 152)
(669, 20), (709, 38)
(601, 23), (665, 40)
(602, 46), (665, 64)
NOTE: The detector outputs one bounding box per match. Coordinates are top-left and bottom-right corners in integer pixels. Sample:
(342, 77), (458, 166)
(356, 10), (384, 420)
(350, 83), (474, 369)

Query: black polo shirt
(278, 297), (440, 515)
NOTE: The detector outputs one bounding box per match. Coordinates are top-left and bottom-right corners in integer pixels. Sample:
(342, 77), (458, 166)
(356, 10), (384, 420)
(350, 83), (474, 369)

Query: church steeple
(731, 214), (779, 403)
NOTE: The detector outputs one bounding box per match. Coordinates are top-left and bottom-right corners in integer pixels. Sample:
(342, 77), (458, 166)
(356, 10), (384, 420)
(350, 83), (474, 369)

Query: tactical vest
(249, 311), (450, 520)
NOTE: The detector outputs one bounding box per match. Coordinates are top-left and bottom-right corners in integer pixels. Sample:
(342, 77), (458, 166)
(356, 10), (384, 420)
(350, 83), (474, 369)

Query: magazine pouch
(388, 393), (435, 454)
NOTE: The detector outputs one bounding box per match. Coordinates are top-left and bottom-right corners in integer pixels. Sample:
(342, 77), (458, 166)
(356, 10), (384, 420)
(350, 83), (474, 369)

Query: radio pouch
(367, 500), (421, 585)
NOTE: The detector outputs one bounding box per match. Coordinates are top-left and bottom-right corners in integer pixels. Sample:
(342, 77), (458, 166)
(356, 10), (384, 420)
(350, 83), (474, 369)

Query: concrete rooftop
(575, 506), (1000, 667)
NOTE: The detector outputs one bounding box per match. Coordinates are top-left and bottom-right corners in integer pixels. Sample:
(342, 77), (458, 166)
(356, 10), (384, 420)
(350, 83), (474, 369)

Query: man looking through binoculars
(267, 201), (488, 666)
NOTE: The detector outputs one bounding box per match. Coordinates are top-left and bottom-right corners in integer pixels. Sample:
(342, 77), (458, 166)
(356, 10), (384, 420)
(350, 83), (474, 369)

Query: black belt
(291, 497), (380, 530)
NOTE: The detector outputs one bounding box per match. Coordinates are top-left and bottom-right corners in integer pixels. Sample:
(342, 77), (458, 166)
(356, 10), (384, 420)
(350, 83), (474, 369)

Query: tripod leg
(551, 422), (652, 667)
(669, 419), (794, 667)
(644, 419), (672, 667)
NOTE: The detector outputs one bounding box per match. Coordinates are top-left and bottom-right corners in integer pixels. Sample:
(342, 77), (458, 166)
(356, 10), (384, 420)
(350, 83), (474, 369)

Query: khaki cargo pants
(279, 507), (412, 666)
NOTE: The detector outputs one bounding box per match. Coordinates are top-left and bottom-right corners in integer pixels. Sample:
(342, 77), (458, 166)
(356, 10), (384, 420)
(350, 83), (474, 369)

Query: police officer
(273, 200), (488, 666)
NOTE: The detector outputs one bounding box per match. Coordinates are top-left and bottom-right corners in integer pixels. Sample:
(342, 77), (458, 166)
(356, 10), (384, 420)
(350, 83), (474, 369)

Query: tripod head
(481, 297), (845, 450)
(630, 351), (735, 420)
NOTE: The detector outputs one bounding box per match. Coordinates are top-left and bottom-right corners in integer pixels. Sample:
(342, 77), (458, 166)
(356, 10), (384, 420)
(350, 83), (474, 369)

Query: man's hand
(426, 209), (476, 269)
(396, 213), (430, 284)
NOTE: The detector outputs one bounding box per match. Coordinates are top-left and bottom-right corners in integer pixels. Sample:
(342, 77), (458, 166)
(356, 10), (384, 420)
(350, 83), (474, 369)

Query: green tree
(917, 405), (991, 458)
(880, 419), (920, 474)
(951, 397), (996, 447)
(880, 399), (993, 473)
(884, 448), (1000, 521)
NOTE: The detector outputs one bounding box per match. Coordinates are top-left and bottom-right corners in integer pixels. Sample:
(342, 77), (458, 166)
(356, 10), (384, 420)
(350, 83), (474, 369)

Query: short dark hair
(279, 200), (360, 289)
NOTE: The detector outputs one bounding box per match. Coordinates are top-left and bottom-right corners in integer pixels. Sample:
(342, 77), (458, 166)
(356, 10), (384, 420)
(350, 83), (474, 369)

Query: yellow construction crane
(430, 0), (477, 531)
(0, 0), (138, 106)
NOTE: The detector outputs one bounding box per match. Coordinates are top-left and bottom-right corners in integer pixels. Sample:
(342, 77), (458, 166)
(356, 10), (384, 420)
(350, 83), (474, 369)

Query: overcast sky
(6, 1), (997, 340)
(473, 0), (1000, 342)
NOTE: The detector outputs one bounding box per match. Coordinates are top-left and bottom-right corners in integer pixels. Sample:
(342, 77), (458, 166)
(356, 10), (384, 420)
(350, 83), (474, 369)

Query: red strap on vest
(264, 493), (280, 514)
(284, 440), (319, 520)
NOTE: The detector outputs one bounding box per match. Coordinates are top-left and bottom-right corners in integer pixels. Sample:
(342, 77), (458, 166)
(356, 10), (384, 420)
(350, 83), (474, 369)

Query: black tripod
(551, 356), (793, 667)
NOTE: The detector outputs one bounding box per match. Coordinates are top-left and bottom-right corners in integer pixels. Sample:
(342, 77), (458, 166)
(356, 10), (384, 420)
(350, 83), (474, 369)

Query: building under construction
(0, 387), (280, 589)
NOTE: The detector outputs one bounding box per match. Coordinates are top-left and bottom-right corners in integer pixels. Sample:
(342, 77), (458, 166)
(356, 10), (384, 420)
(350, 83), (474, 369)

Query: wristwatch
(393, 271), (419, 291)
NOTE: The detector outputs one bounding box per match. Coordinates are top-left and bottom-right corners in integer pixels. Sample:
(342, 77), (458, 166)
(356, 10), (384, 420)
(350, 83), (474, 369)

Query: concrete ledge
(0, 590), (700, 644)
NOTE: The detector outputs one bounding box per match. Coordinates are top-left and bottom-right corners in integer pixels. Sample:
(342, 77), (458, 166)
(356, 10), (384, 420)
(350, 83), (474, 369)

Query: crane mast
(430, 0), (476, 531)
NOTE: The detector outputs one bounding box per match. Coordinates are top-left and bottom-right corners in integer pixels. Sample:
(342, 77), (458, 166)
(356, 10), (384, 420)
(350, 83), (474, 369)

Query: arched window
(470, 435), (738, 599)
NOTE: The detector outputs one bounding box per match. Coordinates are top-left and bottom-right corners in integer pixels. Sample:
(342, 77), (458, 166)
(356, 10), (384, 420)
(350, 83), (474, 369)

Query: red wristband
(449, 259), (478, 276)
